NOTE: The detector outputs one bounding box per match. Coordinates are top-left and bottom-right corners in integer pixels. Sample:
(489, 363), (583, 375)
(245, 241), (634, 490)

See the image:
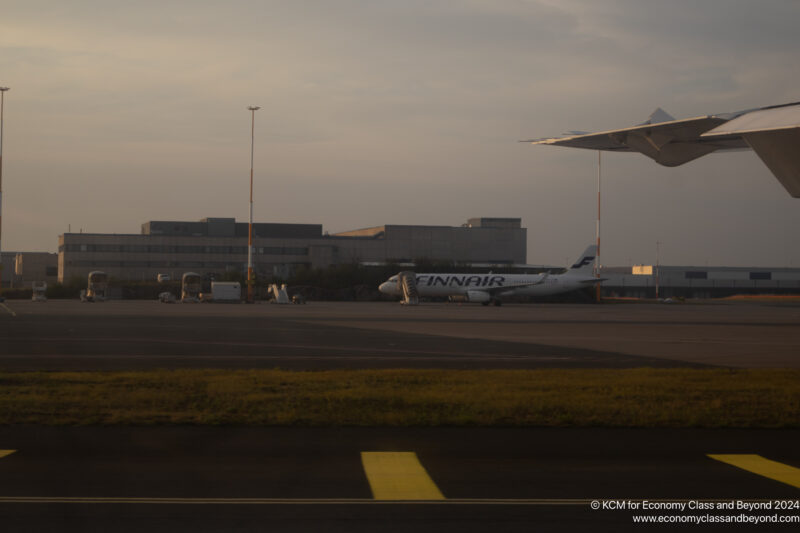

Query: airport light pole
(247, 105), (260, 303)
(655, 240), (661, 300)
(595, 151), (602, 302)
(0, 87), (9, 299)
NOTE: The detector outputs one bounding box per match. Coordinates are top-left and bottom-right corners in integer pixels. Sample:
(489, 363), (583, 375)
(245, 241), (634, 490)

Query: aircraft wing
(525, 101), (800, 197)
(525, 115), (746, 167)
(702, 103), (800, 197)
(482, 273), (549, 296)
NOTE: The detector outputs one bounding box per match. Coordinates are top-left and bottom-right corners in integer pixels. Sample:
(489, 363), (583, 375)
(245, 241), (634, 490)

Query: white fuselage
(379, 245), (601, 303)
(379, 272), (597, 299)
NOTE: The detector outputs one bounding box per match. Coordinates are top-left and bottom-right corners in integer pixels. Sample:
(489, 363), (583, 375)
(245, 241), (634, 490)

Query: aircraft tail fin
(569, 245), (597, 273)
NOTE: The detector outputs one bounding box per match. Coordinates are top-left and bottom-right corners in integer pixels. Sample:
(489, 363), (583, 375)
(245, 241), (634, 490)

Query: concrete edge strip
(0, 497), (782, 506)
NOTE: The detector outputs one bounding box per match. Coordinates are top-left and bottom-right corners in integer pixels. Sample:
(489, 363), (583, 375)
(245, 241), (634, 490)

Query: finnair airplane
(378, 246), (602, 306)
(526, 102), (800, 197)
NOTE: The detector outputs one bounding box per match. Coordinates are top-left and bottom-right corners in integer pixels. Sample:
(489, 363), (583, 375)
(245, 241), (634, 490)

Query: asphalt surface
(0, 299), (798, 531)
(0, 300), (707, 370)
(1, 427), (798, 532)
(4, 299), (799, 370)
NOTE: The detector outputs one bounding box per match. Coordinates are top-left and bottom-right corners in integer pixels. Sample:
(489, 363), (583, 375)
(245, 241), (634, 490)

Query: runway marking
(0, 303), (16, 317)
(708, 454), (800, 488)
(0, 450), (16, 459)
(361, 452), (445, 500)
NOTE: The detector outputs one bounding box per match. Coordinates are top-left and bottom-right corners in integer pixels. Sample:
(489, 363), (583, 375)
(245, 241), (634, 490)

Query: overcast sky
(1, 0), (799, 266)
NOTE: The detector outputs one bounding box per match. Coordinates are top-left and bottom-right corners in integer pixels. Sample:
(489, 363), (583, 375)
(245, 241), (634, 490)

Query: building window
(261, 246), (309, 255)
(749, 272), (771, 280)
(124, 245), (149, 253)
(685, 271), (707, 279)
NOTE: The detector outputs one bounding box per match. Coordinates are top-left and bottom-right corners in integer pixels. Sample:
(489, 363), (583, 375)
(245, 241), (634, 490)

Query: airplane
(378, 245), (603, 306)
(524, 101), (800, 197)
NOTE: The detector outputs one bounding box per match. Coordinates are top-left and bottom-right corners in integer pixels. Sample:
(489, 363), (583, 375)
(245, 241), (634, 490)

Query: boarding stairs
(269, 283), (290, 304)
(398, 271), (419, 305)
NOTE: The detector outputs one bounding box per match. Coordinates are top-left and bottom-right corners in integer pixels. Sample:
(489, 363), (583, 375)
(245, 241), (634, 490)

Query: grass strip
(0, 368), (797, 428)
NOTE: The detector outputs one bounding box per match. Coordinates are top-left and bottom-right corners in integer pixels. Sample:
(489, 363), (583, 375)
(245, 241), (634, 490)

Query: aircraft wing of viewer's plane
(524, 102), (800, 197)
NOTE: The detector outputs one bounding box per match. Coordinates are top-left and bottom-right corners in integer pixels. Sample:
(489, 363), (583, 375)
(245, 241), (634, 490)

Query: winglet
(643, 108), (675, 125)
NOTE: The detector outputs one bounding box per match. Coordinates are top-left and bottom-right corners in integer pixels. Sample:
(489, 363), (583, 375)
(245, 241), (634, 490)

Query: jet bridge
(397, 271), (419, 305)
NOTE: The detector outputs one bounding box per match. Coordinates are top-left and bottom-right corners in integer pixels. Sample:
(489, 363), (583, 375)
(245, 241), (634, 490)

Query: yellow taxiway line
(708, 454), (800, 488)
(0, 450), (16, 459)
(0, 303), (16, 317)
(361, 452), (445, 500)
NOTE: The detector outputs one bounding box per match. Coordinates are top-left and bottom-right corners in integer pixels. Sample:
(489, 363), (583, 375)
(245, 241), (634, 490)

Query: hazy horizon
(2, 1), (799, 267)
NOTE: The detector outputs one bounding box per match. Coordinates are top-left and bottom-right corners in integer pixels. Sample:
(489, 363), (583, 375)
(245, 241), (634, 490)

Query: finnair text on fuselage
(417, 274), (507, 288)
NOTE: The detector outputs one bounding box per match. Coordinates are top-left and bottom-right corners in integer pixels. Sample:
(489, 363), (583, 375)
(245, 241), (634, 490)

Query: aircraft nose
(378, 282), (392, 294)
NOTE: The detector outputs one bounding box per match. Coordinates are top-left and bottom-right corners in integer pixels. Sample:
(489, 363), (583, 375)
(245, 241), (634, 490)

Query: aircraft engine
(465, 290), (491, 303)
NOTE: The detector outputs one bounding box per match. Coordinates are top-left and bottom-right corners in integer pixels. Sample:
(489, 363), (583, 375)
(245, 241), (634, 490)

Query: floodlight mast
(0, 87), (9, 299)
(247, 105), (260, 303)
(596, 151), (601, 302)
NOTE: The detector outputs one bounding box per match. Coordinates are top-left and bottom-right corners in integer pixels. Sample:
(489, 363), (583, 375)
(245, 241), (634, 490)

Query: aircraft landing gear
(493, 300), (503, 306)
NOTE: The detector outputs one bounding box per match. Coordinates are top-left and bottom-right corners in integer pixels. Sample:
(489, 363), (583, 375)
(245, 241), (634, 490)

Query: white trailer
(207, 281), (241, 302)
(32, 281), (47, 302)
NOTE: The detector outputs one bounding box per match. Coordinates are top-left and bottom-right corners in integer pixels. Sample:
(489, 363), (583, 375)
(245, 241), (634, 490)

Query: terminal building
(13, 214), (799, 298)
(600, 265), (800, 298)
(1, 251), (58, 289)
(57, 217), (527, 283)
